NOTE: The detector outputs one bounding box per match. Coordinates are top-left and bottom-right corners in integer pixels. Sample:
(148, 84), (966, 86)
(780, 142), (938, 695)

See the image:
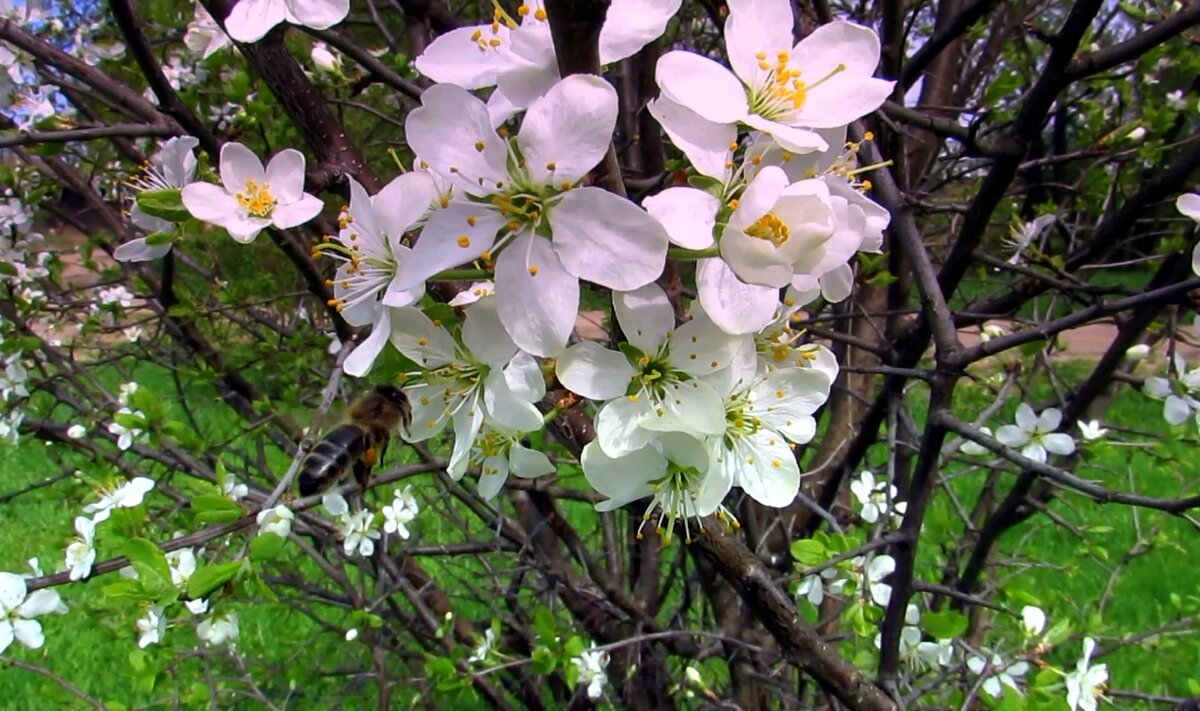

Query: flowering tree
(1, 0), (1199, 708)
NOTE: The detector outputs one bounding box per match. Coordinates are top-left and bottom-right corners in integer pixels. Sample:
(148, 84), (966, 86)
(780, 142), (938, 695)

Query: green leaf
(789, 539), (829, 566)
(531, 645), (557, 675)
(250, 532), (286, 561)
(101, 579), (155, 603)
(532, 606), (556, 645)
(0, 261), (16, 277)
(124, 538), (172, 584)
(686, 174), (723, 193)
(921, 610), (968, 640)
(186, 560), (243, 599)
(144, 232), (175, 246)
(191, 495), (244, 524)
(135, 188), (190, 222)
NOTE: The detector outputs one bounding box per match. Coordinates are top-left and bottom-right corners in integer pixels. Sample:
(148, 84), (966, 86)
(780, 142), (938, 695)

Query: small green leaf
(186, 560), (243, 599)
(789, 539), (828, 566)
(921, 610), (968, 640)
(144, 232), (175, 246)
(135, 188), (190, 222)
(124, 538), (172, 584)
(191, 495), (243, 524)
(250, 532), (286, 561)
(101, 579), (155, 603)
(0, 261), (16, 277)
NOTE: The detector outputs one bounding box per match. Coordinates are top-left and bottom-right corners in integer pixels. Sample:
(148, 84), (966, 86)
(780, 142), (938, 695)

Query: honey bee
(298, 385), (412, 496)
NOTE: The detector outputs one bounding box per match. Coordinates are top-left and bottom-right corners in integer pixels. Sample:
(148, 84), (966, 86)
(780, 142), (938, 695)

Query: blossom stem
(428, 268), (493, 281)
(667, 246), (721, 260)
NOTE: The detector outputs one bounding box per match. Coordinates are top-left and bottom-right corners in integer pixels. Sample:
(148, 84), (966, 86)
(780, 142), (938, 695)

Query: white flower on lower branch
(0, 572), (67, 654)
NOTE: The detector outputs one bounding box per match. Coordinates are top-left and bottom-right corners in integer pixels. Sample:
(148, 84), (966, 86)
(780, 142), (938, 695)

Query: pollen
(439, 196), (451, 208)
(420, 396), (430, 405)
(425, 419), (437, 428)
(775, 389), (785, 398)
(546, 161), (557, 171)
(457, 235), (471, 248)
(417, 337), (428, 346)
(745, 211), (790, 247)
(235, 179), (277, 218)
(517, 3), (530, 14)
(489, 38), (502, 47)
(474, 140), (486, 152)
(728, 141), (739, 151)
(560, 180), (573, 190)
(771, 459), (782, 468)
(535, 8), (547, 20)
(466, 215), (477, 226)
(528, 264), (539, 276)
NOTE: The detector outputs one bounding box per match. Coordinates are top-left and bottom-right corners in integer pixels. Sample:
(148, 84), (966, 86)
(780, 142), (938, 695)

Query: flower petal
(181, 183), (238, 226)
(647, 96), (736, 180)
(1042, 433), (1076, 456)
(556, 342), (636, 400)
(414, 24), (515, 89)
(598, 0), (682, 63)
(669, 310), (749, 376)
(724, 0), (795, 84)
(550, 187), (668, 291)
(0, 573), (27, 610)
(734, 433), (800, 507)
(614, 283), (675, 354)
(656, 51), (749, 124)
(375, 171), (437, 239)
(285, 0), (349, 30)
(1015, 402), (1037, 431)
(495, 232), (579, 357)
(696, 258), (779, 335)
(477, 455), (509, 499)
(594, 396), (656, 457)
(641, 379), (727, 436)
(225, 0), (287, 43)
(405, 84), (508, 196)
(995, 425), (1027, 447)
(11, 618), (43, 649)
(219, 142), (267, 196)
(388, 307), (458, 368)
(642, 186), (718, 250)
(398, 203), (503, 289)
(519, 74), (618, 186)
(462, 296), (518, 366)
(272, 193), (323, 229)
(1178, 192), (1200, 222)
(114, 237), (173, 262)
(264, 148), (306, 204)
(510, 442), (556, 478)
(343, 310), (391, 377)
(582, 440), (665, 509)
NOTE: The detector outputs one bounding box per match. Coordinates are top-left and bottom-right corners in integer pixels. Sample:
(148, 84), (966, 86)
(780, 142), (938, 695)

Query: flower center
(745, 53), (846, 122)
(745, 211), (790, 247)
(236, 179), (277, 218)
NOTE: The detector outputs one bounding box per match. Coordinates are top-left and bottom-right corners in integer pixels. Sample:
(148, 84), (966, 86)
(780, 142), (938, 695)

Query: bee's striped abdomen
(298, 424), (368, 496)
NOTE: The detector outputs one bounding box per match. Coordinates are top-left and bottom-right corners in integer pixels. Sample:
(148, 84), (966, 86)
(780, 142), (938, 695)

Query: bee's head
(374, 384), (407, 408)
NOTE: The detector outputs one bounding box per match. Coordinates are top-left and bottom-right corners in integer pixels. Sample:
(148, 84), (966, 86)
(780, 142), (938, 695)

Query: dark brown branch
(0, 123), (179, 148)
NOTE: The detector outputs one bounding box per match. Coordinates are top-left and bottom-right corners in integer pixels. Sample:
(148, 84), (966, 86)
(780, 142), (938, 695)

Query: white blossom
(182, 142), (323, 243)
(83, 477), (156, 523)
(136, 605), (166, 648)
(995, 404), (1076, 464)
(381, 486), (420, 539)
(571, 643), (609, 700)
(117, 135), (200, 261)
(66, 424), (86, 439)
(0, 572), (67, 654)
(1077, 420), (1108, 442)
(966, 653), (1028, 698)
(795, 566), (845, 606)
(1021, 605), (1046, 637)
(467, 628), (496, 663)
(166, 548), (198, 588)
(959, 426), (993, 456)
(225, 0), (348, 43)
(196, 610), (239, 646)
(184, 2), (231, 58)
(256, 504), (294, 538)
(401, 75), (669, 356)
(64, 516), (96, 581)
(1066, 637), (1108, 711)
(341, 509), (380, 557)
(849, 471), (907, 526)
(1143, 354), (1200, 426)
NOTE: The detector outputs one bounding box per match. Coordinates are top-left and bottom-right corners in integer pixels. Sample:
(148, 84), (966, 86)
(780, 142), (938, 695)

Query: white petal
(483, 370), (543, 433)
(582, 440), (665, 509)
(1021, 443), (1047, 464)
(550, 187), (668, 290)
(787, 22), (892, 128)
(0, 573), (28, 610)
(1014, 403), (1037, 431)
(734, 433), (800, 507)
(114, 237), (173, 262)
(994, 424), (1026, 447)
(519, 74), (617, 186)
(388, 307), (458, 368)
(594, 396), (656, 457)
(477, 455), (509, 499)
(448, 399), (484, 478)
(510, 443), (555, 478)
(272, 193), (323, 229)
(598, 0), (682, 63)
(1143, 376), (1171, 399)
(818, 263), (854, 302)
(642, 186), (719, 250)
(375, 172), (437, 239)
(556, 342), (636, 401)
(414, 24), (514, 89)
(462, 297), (518, 366)
(695, 258), (779, 335)
(503, 350), (546, 402)
(614, 283), (675, 353)
(264, 148), (306, 204)
(724, 0), (795, 83)
(1038, 407), (1063, 431)
(1165, 395), (1191, 425)
(0, 622), (12, 654)
(742, 114), (830, 153)
(1042, 433), (1076, 456)
(495, 233), (578, 357)
(398, 203), (503, 288)
(647, 96), (736, 180)
(11, 618), (43, 649)
(656, 51), (749, 124)
(285, 0), (349, 30)
(405, 84), (507, 196)
(225, 0), (287, 43)
(1178, 193), (1200, 222)
(641, 379), (727, 436)
(219, 142), (267, 196)
(343, 310), (391, 377)
(668, 311), (749, 376)
(402, 382), (460, 442)
(181, 183), (238, 226)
